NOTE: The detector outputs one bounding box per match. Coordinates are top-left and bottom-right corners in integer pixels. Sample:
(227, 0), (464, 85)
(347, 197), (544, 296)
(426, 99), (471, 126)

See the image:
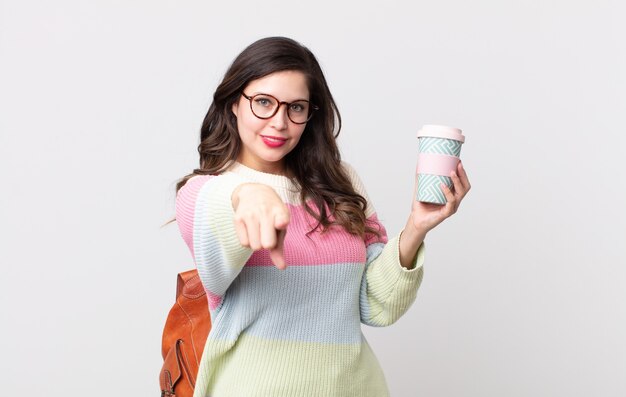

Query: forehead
(245, 70), (309, 100)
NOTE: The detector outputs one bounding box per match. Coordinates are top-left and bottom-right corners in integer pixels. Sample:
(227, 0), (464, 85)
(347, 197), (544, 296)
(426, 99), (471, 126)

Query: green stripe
(196, 334), (389, 397)
(416, 174), (451, 204)
(418, 137), (462, 156)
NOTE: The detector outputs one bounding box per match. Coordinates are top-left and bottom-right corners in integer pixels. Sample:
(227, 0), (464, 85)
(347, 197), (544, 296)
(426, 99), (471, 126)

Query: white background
(1, 0), (625, 396)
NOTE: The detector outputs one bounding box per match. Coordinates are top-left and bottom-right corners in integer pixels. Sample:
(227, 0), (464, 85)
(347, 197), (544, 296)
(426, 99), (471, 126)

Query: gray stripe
(210, 264), (365, 344)
(359, 243), (385, 323)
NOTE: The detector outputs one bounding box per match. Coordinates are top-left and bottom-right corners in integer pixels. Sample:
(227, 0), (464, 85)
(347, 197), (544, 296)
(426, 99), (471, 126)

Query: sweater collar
(228, 162), (300, 192)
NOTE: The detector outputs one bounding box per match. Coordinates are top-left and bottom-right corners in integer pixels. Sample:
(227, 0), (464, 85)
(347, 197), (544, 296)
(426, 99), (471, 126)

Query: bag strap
(176, 269), (199, 299)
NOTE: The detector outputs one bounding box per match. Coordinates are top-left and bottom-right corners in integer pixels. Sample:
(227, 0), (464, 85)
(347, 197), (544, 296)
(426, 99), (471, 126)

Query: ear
(231, 101), (238, 117)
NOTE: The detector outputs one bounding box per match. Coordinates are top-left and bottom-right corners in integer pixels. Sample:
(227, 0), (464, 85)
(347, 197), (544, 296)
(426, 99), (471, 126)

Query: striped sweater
(175, 162), (425, 397)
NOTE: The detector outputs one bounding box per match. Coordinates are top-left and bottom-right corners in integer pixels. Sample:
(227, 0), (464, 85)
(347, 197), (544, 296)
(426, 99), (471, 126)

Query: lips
(261, 135), (288, 148)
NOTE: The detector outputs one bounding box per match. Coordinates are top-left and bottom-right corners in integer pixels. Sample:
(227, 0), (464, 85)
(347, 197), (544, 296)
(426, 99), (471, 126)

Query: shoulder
(176, 174), (215, 200)
(340, 161), (377, 217)
(340, 160), (357, 176)
(340, 161), (359, 183)
(177, 167), (251, 198)
(340, 161), (367, 195)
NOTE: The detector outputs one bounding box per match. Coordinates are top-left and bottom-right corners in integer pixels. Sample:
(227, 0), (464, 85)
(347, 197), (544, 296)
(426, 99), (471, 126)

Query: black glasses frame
(241, 92), (319, 124)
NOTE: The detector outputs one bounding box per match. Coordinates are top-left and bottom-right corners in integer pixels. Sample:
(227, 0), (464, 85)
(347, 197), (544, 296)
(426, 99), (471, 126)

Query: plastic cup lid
(417, 124), (465, 143)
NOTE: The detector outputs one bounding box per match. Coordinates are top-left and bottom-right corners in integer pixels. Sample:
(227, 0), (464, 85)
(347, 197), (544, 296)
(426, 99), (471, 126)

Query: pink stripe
(246, 206), (387, 267)
(175, 175), (215, 257)
(206, 289), (223, 311)
(365, 213), (387, 246)
(417, 153), (459, 177)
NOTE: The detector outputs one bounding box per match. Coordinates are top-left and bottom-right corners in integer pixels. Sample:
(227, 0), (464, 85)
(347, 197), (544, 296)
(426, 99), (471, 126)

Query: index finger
(457, 162), (471, 191)
(269, 229), (287, 270)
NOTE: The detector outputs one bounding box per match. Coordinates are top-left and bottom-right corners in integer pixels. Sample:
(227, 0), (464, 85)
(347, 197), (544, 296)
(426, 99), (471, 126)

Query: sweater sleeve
(175, 172), (254, 312)
(342, 162), (425, 327)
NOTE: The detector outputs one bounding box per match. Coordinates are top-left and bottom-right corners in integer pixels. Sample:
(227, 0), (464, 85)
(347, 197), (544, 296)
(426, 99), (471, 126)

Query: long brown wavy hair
(174, 37), (379, 238)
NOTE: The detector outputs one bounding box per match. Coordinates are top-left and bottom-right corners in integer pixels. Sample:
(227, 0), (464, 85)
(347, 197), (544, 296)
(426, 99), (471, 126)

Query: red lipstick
(261, 135), (287, 148)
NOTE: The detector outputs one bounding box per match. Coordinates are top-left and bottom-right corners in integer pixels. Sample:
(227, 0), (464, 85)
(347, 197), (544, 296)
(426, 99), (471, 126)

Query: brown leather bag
(160, 269), (211, 397)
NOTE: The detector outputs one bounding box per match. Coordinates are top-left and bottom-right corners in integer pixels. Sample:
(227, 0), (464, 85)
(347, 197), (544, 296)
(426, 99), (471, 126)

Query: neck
(236, 157), (289, 177)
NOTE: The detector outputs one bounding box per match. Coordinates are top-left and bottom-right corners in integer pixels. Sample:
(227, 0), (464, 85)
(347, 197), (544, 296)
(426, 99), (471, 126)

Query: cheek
(291, 126), (307, 143)
(238, 112), (265, 134)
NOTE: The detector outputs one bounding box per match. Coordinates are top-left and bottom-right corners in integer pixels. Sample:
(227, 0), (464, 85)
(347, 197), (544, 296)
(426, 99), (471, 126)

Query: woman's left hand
(409, 161), (471, 234)
(398, 161), (472, 268)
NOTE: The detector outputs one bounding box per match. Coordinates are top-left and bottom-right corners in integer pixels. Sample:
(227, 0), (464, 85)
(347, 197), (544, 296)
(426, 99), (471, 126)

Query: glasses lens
(287, 101), (311, 124)
(250, 95), (278, 118)
(248, 94), (314, 124)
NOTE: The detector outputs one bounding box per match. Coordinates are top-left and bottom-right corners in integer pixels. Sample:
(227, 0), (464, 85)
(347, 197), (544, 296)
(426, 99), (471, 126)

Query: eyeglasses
(241, 92), (319, 124)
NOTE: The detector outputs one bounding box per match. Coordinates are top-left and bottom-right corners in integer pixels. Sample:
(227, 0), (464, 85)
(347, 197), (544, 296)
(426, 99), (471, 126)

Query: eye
(290, 102), (308, 113)
(254, 94), (276, 109)
(254, 96), (275, 108)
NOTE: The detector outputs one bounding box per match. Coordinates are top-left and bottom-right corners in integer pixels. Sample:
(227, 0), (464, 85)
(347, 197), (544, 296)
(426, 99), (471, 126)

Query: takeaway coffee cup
(416, 125), (465, 205)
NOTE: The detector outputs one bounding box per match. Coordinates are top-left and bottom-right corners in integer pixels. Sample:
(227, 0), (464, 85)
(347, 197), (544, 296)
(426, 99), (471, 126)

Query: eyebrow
(249, 92), (310, 102)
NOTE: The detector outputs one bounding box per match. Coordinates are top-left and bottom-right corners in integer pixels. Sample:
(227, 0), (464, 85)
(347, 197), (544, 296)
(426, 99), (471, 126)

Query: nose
(269, 103), (289, 130)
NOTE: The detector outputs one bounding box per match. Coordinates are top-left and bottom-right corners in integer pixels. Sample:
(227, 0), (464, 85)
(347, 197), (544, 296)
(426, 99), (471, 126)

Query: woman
(174, 36), (470, 397)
